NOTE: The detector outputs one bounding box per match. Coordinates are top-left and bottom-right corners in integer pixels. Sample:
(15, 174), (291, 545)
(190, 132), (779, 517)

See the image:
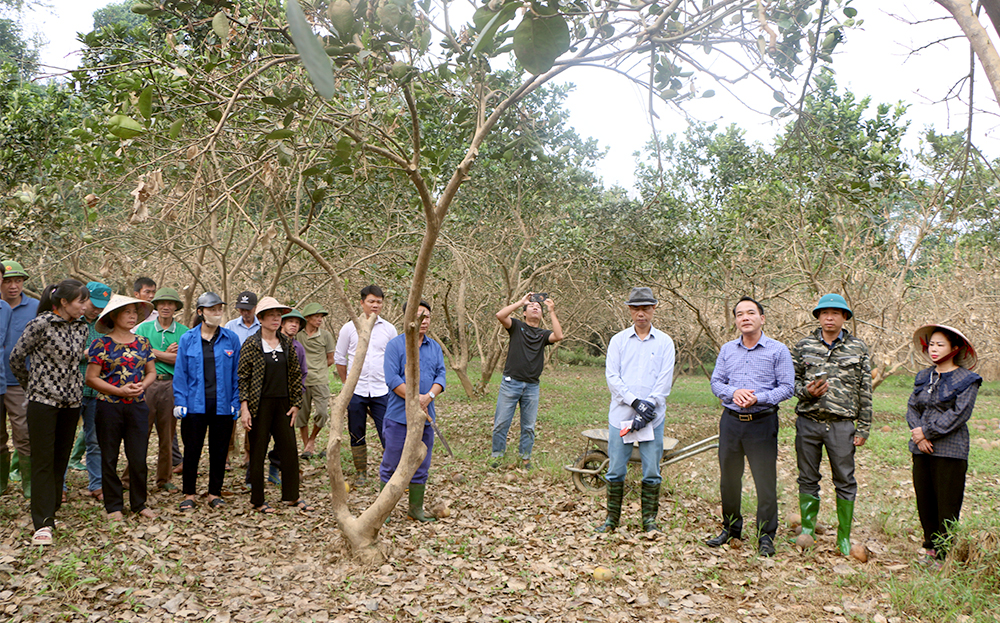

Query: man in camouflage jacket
(792, 294), (872, 556)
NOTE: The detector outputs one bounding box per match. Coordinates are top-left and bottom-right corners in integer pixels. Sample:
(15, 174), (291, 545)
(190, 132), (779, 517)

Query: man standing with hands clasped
(791, 294), (871, 556)
(598, 287), (674, 533)
(490, 291), (563, 471)
(708, 296), (794, 556)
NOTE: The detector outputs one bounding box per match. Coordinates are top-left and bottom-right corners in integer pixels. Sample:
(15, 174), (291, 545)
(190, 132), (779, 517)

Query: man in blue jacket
(378, 299), (446, 522)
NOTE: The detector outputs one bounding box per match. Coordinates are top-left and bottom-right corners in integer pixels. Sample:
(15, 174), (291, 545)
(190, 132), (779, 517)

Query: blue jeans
(491, 377), (540, 459)
(62, 396), (101, 492)
(604, 420), (663, 485)
(81, 397), (101, 491)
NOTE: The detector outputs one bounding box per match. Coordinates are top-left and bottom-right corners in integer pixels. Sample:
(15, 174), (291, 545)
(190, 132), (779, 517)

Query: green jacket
(792, 327), (872, 438)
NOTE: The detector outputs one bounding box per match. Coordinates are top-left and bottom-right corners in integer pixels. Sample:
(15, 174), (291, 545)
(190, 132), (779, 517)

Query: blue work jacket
(173, 325), (241, 417)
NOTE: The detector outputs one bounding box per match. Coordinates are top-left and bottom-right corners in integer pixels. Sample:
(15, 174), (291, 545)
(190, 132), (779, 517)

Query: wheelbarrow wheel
(572, 450), (608, 496)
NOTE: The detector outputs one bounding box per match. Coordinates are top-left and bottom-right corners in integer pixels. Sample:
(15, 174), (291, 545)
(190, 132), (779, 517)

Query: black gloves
(629, 399), (656, 430)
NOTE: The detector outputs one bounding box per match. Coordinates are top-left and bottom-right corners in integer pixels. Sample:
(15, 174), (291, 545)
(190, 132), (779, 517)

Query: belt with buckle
(725, 406), (777, 421)
(156, 374), (173, 381)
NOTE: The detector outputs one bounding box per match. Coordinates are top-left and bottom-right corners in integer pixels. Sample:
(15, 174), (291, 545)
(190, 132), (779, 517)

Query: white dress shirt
(334, 316), (397, 397)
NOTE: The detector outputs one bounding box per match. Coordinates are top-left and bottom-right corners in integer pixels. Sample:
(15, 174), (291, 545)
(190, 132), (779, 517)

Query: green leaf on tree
(138, 85), (153, 120)
(265, 128), (295, 140)
(772, 90), (785, 103)
(513, 12), (570, 75)
(285, 0), (337, 100)
(471, 3), (520, 56)
(702, 89), (715, 98)
(168, 118), (183, 139)
(107, 115), (144, 139)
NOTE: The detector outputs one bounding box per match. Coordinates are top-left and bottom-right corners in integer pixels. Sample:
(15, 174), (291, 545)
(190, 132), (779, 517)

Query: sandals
(287, 499), (315, 513)
(179, 499), (197, 512)
(88, 489), (104, 502)
(31, 527), (53, 546)
(254, 503), (277, 514)
(208, 497), (226, 509)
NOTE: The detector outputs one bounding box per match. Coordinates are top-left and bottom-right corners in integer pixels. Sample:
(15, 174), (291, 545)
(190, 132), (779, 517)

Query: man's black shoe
(758, 535), (776, 557)
(706, 529), (740, 548)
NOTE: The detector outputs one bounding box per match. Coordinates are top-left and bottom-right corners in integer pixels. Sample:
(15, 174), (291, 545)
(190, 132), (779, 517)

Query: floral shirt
(88, 335), (154, 403)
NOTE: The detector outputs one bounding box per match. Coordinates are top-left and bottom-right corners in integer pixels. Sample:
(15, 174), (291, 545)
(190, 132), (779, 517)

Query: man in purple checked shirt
(706, 296), (794, 557)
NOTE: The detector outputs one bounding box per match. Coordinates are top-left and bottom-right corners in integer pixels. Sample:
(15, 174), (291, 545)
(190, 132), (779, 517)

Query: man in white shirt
(599, 287), (675, 534)
(334, 285), (397, 485)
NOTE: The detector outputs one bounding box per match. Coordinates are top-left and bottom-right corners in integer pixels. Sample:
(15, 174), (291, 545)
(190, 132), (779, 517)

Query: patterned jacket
(10, 311), (89, 408)
(906, 366), (980, 460)
(237, 331), (303, 417)
(792, 327), (873, 438)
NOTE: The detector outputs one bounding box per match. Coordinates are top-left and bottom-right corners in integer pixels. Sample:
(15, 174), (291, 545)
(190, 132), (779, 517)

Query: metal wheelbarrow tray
(564, 427), (719, 495)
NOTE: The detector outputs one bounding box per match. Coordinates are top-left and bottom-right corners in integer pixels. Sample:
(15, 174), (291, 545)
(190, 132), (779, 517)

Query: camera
(530, 293), (548, 303)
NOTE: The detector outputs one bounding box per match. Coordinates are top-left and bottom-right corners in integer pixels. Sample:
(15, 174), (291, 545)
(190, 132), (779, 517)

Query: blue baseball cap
(86, 281), (112, 309)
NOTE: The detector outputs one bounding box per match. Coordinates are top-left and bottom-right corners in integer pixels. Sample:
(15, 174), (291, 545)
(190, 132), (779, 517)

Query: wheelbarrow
(564, 428), (719, 495)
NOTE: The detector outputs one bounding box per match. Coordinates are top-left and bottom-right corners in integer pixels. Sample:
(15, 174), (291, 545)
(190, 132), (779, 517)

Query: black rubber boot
(596, 481), (624, 533)
(641, 482), (661, 532)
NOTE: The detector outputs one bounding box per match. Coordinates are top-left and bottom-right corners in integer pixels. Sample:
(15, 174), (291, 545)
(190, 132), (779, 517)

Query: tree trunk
(936, 0), (1000, 105)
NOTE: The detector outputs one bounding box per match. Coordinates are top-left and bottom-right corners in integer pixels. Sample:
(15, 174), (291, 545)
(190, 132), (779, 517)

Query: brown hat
(96, 294), (153, 334)
(912, 324), (977, 370)
(255, 296), (292, 318)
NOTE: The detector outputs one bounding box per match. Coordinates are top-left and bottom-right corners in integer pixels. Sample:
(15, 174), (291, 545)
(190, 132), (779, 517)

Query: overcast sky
(24, 1), (1000, 189)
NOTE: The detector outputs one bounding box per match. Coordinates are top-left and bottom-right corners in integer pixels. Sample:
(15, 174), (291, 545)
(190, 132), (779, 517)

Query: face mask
(202, 311), (224, 327)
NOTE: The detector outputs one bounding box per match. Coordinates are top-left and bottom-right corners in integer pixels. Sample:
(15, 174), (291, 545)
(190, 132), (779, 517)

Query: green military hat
(812, 293), (852, 320)
(1, 260), (29, 280)
(301, 302), (328, 317)
(282, 308), (307, 331)
(151, 287), (184, 310)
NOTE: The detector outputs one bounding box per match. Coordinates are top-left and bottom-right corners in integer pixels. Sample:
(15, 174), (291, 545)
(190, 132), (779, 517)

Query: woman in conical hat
(907, 324), (981, 565)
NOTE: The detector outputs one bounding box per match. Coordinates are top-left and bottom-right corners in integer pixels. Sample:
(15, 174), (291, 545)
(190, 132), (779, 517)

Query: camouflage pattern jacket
(792, 328), (872, 438)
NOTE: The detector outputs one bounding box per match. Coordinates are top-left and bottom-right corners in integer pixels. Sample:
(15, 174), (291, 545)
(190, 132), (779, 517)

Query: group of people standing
(0, 258), (982, 561)
(595, 287), (980, 564)
(0, 259), (421, 544)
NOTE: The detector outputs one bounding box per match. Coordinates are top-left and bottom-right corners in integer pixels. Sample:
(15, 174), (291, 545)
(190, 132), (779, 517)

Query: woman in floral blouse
(85, 295), (156, 521)
(9, 279), (90, 546)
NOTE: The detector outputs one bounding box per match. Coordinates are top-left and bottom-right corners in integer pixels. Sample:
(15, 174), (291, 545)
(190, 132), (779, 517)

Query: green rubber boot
(0, 452), (9, 494)
(641, 482), (661, 532)
(836, 497), (855, 556)
(596, 481), (624, 533)
(20, 454), (31, 499)
(799, 493), (820, 539)
(407, 483), (436, 522)
(9, 450), (21, 482)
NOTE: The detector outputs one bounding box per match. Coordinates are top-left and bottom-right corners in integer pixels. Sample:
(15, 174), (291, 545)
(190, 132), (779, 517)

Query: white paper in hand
(619, 420), (654, 444)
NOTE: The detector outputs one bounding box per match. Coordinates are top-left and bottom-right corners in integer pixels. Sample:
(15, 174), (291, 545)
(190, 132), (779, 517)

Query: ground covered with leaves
(2, 368), (1000, 622)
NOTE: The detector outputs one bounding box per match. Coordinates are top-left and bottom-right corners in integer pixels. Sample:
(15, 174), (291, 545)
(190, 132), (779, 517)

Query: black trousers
(181, 413), (231, 496)
(26, 402), (78, 530)
(248, 397), (299, 508)
(718, 409), (779, 540)
(96, 400), (150, 514)
(912, 453), (967, 553)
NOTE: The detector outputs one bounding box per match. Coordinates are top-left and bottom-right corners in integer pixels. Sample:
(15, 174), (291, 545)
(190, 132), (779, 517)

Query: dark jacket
(237, 331), (303, 417)
(906, 366), (981, 460)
